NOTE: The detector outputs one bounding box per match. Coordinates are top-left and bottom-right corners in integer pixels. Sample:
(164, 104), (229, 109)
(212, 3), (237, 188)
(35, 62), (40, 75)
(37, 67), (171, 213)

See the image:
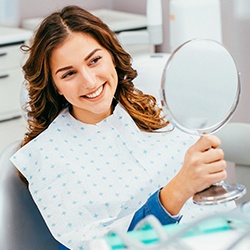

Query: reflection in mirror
(160, 39), (246, 205)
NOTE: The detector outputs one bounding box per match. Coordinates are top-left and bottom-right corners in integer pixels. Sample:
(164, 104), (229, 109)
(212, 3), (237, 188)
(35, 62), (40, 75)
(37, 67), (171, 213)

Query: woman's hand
(159, 134), (227, 215)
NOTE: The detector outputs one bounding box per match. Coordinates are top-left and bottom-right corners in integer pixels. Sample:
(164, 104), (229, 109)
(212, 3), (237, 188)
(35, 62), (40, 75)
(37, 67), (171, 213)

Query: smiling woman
(10, 5), (236, 250)
(50, 33), (118, 124)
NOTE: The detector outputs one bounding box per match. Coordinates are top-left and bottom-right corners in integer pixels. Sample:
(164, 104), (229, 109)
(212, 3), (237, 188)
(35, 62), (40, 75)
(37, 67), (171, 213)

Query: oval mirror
(160, 39), (246, 205)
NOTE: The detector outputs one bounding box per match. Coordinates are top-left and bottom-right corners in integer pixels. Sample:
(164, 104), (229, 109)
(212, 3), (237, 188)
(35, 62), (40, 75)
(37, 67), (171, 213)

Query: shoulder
(10, 109), (72, 173)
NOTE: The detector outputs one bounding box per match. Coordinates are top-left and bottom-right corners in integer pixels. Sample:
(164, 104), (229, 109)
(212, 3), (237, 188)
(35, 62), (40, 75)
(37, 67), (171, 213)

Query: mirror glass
(161, 39), (240, 135)
(160, 39), (246, 205)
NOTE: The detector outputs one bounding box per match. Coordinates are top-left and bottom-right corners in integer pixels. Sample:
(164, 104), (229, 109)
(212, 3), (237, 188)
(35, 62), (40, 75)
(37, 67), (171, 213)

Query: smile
(85, 85), (103, 99)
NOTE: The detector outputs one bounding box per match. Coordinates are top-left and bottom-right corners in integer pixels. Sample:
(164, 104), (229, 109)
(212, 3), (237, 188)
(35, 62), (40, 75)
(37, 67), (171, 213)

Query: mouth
(84, 85), (104, 99)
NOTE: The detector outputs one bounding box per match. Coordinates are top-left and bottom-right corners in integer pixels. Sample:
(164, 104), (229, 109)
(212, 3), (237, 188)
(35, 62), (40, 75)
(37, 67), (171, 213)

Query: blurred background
(0, 0), (249, 153)
(2, 0), (249, 122)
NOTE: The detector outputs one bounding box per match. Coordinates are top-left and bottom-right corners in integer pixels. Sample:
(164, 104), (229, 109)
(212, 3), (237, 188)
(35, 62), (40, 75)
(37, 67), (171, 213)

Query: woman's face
(50, 32), (118, 124)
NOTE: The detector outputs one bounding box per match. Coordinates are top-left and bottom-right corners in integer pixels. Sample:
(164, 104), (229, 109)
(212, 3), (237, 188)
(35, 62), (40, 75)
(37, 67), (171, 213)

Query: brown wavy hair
(21, 5), (169, 148)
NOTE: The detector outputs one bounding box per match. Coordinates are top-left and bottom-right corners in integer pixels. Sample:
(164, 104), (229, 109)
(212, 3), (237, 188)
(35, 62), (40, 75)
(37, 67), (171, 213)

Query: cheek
(52, 77), (68, 97)
(56, 87), (63, 96)
(51, 77), (62, 95)
(111, 72), (118, 92)
(111, 66), (118, 83)
(56, 85), (72, 97)
(114, 73), (118, 87)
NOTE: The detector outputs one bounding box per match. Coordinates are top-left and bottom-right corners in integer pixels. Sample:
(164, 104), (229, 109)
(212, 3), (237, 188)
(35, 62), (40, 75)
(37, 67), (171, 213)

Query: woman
(11, 5), (235, 250)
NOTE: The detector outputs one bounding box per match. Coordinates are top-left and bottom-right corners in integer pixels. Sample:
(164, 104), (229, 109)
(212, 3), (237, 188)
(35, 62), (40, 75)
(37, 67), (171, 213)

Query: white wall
(220, 0), (250, 123)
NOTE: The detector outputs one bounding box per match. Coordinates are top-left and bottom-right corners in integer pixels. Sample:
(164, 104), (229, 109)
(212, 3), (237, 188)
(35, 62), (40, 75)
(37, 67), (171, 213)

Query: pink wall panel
(20, 0), (112, 20)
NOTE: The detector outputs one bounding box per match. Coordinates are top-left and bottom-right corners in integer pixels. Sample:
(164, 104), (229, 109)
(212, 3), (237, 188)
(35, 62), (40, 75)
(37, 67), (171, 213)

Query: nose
(79, 68), (97, 89)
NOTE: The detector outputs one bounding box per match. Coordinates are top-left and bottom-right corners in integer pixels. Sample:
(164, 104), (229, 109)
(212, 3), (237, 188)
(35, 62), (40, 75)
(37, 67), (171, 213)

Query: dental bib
(11, 103), (235, 249)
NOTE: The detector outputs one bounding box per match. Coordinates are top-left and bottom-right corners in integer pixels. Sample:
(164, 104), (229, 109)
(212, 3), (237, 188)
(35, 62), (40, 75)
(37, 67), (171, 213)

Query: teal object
(104, 217), (231, 249)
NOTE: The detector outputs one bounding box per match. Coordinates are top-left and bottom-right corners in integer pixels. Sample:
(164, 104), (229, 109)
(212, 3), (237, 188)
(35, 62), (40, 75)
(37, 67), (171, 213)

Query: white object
(0, 27), (32, 121)
(147, 0), (163, 45)
(169, 0), (222, 52)
(91, 229), (250, 250)
(0, 26), (32, 45)
(118, 0), (163, 46)
(0, 0), (20, 27)
(234, 0), (250, 19)
(132, 53), (170, 101)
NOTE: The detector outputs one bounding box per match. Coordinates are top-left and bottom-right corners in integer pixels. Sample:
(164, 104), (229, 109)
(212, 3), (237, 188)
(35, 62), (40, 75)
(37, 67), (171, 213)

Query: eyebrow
(55, 48), (102, 75)
(84, 48), (101, 61)
(55, 66), (73, 75)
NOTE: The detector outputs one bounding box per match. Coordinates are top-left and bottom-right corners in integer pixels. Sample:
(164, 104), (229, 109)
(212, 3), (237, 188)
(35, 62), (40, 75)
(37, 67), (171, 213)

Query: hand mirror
(160, 39), (246, 205)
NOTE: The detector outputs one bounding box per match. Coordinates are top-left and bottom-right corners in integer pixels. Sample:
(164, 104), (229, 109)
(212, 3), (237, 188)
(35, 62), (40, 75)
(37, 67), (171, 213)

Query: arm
(129, 134), (227, 230)
(160, 134), (226, 215)
(128, 189), (182, 231)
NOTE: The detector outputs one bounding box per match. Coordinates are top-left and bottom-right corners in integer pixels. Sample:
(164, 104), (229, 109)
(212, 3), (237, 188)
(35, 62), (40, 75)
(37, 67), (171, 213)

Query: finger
(203, 148), (225, 163)
(196, 170), (228, 192)
(193, 135), (221, 152)
(191, 158), (226, 178)
(205, 159), (227, 174)
(206, 169), (228, 186)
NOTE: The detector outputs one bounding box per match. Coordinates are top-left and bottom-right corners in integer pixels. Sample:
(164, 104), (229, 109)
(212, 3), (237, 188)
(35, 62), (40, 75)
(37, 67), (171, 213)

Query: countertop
(0, 26), (32, 45)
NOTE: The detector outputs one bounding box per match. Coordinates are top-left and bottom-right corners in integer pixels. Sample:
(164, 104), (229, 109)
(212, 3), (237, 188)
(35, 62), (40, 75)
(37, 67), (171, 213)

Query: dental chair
(0, 140), (60, 250)
(1, 52), (249, 249)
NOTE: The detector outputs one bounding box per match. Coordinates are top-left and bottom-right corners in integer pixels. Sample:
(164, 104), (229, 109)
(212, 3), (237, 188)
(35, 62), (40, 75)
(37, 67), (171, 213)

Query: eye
(89, 55), (102, 66)
(61, 70), (76, 79)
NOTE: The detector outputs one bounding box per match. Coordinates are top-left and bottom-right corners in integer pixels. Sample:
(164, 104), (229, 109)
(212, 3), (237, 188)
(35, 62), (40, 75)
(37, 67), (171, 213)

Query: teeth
(85, 86), (103, 98)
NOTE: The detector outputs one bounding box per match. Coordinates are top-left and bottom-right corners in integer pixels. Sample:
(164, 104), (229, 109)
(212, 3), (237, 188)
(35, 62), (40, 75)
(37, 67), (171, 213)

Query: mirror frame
(160, 39), (241, 135)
